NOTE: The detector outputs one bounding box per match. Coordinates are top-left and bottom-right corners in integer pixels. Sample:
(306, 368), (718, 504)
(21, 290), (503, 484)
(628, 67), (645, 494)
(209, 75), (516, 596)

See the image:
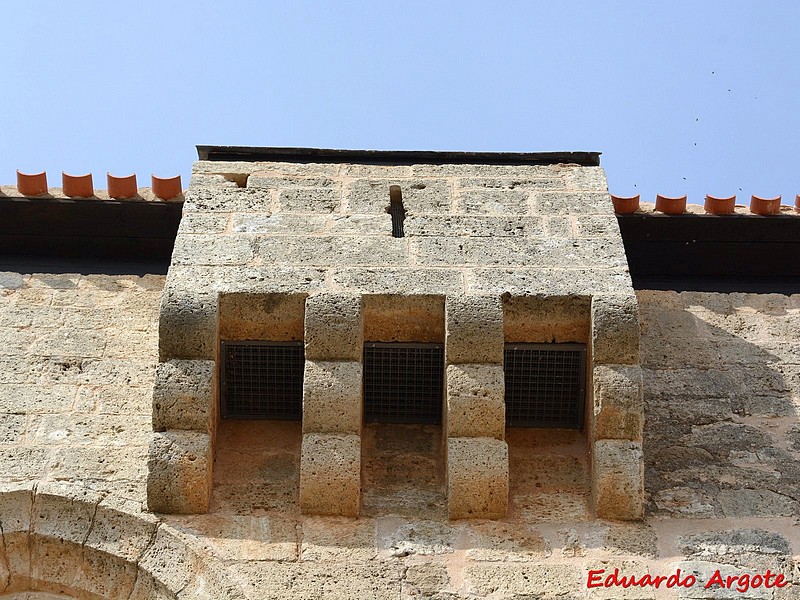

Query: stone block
(465, 267), (630, 297)
(592, 439), (644, 520)
(455, 189), (530, 214)
(445, 295), (503, 365)
(330, 268), (464, 295)
(147, 430), (212, 514)
(593, 364), (644, 441)
(346, 178), (452, 214)
(152, 359), (215, 432)
(446, 364), (505, 439)
(183, 187), (273, 212)
(256, 235), (408, 267)
(303, 360), (362, 434)
(299, 433), (361, 517)
(363, 294), (444, 343)
(532, 191), (613, 215)
(326, 214), (392, 235)
(248, 174), (337, 189)
(33, 482), (104, 544)
(404, 215), (544, 238)
(232, 213), (328, 234)
(503, 294), (591, 344)
(218, 291), (306, 341)
(410, 163), (559, 178)
(575, 215), (620, 238)
(543, 215), (573, 237)
(457, 176), (564, 191)
(171, 234), (255, 266)
(592, 293), (640, 365)
(305, 293), (363, 361)
(277, 187), (341, 213)
(158, 288), (217, 360)
(177, 212), (230, 235)
(447, 437), (508, 519)
(86, 494), (159, 562)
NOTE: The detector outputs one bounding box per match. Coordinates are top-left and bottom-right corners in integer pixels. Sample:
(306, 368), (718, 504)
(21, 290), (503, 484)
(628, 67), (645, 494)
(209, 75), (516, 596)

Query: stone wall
(1, 261), (800, 598)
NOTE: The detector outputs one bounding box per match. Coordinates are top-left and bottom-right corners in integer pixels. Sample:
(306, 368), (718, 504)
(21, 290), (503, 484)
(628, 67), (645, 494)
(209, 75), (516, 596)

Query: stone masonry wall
(2, 271), (799, 597)
(148, 156), (643, 520)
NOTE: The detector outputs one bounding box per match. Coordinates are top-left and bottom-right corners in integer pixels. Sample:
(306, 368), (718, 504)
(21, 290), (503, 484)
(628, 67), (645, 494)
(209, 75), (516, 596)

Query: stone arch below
(0, 482), (243, 600)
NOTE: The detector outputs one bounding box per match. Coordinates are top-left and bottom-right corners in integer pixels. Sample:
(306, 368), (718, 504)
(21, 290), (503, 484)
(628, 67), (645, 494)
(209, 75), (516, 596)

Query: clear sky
(2, 1), (798, 205)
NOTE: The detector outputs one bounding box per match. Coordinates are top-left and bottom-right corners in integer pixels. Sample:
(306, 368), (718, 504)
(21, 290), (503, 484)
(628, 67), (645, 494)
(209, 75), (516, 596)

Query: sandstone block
(404, 215), (544, 238)
(177, 212), (230, 235)
(466, 267), (632, 296)
(563, 166), (608, 191)
(171, 234), (256, 266)
(256, 235), (408, 267)
(304, 293), (363, 361)
(158, 287), (217, 360)
(147, 431), (212, 514)
(276, 187), (341, 213)
(218, 291), (306, 341)
(446, 364), (505, 439)
(303, 360), (362, 434)
(183, 187), (273, 212)
(346, 178), (452, 214)
(503, 294), (591, 344)
(593, 364), (644, 441)
(232, 213), (327, 234)
(300, 433), (361, 517)
(363, 294), (444, 343)
(330, 268), (464, 295)
(532, 191), (612, 215)
(447, 437), (508, 519)
(592, 293), (640, 365)
(445, 295), (503, 365)
(455, 189), (530, 214)
(152, 359), (215, 432)
(457, 176), (564, 191)
(592, 439), (644, 520)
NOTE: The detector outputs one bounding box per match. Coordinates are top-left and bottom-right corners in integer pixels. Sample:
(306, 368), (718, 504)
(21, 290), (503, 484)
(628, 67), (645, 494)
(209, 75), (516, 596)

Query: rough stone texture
(445, 295), (504, 365)
(445, 363), (505, 439)
(447, 437), (509, 519)
(503, 294), (591, 343)
(152, 360), (215, 432)
(304, 293), (363, 361)
(218, 292), (306, 341)
(593, 364), (644, 441)
(302, 360), (362, 434)
(592, 293), (640, 365)
(299, 433), (361, 517)
(147, 430), (212, 514)
(592, 439), (645, 521)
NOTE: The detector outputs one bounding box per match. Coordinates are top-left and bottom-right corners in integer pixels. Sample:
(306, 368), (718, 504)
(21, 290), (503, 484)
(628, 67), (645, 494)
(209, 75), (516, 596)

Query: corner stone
(147, 430), (212, 514)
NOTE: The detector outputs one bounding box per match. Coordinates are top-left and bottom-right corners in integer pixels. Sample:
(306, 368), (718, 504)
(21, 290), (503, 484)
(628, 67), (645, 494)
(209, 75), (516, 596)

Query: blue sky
(2, 1), (798, 204)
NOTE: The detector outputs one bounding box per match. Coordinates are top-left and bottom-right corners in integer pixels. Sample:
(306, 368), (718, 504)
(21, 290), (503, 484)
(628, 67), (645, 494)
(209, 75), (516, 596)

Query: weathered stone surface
(331, 268), (464, 295)
(305, 293), (363, 361)
(152, 360), (214, 432)
(445, 363), (504, 439)
(346, 178), (452, 214)
(218, 291), (306, 341)
(455, 189), (530, 214)
(147, 431), (212, 514)
(257, 235), (408, 267)
(405, 215), (544, 237)
(445, 295), (504, 365)
(592, 293), (640, 365)
(447, 437), (508, 519)
(467, 267), (633, 296)
(593, 364), (644, 441)
(503, 294), (591, 343)
(277, 187), (342, 213)
(232, 213), (328, 234)
(299, 433), (360, 517)
(592, 439), (644, 520)
(178, 212), (230, 235)
(363, 294), (444, 343)
(171, 234), (256, 266)
(183, 187), (273, 212)
(532, 190), (612, 214)
(303, 360), (362, 434)
(464, 563), (583, 598)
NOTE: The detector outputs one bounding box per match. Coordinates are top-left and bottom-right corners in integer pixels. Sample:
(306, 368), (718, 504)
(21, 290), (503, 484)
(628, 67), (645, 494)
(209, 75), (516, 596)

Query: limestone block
(503, 295), (591, 344)
(346, 178), (452, 214)
(326, 214), (392, 235)
(33, 482), (104, 545)
(248, 174), (337, 189)
(447, 437), (508, 519)
(592, 439), (644, 521)
(304, 293), (363, 361)
(158, 287), (217, 361)
(299, 433), (360, 517)
(303, 360), (362, 434)
(0, 483), (34, 582)
(410, 163), (559, 178)
(404, 215), (544, 238)
(563, 166), (608, 191)
(592, 293), (640, 365)
(466, 267), (633, 297)
(183, 187), (273, 212)
(593, 364), (644, 441)
(575, 215), (620, 238)
(85, 494), (159, 562)
(171, 234), (256, 266)
(177, 212), (230, 234)
(455, 189), (530, 214)
(445, 296), (503, 365)
(147, 431), (212, 514)
(232, 213), (328, 234)
(457, 176), (564, 191)
(363, 294), (444, 343)
(152, 359), (215, 432)
(256, 235), (408, 267)
(277, 187), (341, 213)
(446, 364), (505, 439)
(330, 268), (464, 295)
(218, 292), (306, 341)
(532, 191), (612, 215)
(543, 215), (573, 237)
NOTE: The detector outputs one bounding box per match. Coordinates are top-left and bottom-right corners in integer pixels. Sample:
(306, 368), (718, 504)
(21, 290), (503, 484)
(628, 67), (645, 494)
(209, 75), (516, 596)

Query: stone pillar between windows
(444, 295), (509, 519)
(299, 293), (363, 517)
(590, 293), (644, 520)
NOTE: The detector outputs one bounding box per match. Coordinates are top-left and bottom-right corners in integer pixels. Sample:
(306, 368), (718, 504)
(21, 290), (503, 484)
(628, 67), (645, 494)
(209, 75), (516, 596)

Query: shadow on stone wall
(639, 291), (800, 518)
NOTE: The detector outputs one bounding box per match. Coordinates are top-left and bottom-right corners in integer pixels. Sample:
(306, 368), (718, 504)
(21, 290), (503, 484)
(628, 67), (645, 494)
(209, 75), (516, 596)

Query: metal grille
(504, 343), (586, 429)
(364, 342), (444, 424)
(220, 341), (304, 420)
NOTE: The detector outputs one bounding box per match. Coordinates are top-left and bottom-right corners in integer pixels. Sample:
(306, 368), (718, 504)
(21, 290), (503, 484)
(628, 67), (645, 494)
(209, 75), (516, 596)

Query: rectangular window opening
(363, 342), (444, 424)
(220, 341), (304, 420)
(504, 343), (586, 429)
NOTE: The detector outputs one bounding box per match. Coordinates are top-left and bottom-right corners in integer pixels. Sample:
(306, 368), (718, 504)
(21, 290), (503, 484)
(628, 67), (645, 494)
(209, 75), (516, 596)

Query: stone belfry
(146, 147), (643, 521)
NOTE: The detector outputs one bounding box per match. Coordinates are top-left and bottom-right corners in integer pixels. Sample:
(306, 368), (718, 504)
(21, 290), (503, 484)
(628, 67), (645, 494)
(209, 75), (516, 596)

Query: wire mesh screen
(220, 341), (304, 420)
(504, 343), (586, 429)
(363, 342), (444, 424)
